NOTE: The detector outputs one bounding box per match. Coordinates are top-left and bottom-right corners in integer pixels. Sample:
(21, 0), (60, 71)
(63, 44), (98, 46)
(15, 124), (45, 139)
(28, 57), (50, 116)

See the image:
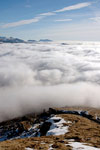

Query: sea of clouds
(0, 41), (100, 121)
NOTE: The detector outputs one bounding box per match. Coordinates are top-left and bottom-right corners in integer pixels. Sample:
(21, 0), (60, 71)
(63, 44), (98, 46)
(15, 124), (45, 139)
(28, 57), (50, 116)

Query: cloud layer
(0, 42), (100, 121)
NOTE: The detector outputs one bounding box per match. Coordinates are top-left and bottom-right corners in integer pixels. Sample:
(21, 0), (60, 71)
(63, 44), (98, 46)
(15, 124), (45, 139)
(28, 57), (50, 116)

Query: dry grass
(0, 136), (72, 150)
(56, 106), (100, 118)
(58, 114), (100, 148)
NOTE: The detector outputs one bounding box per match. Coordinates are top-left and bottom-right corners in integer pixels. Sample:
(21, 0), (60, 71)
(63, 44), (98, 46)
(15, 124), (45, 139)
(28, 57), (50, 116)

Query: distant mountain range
(0, 36), (52, 43)
(39, 39), (52, 42)
(0, 37), (25, 43)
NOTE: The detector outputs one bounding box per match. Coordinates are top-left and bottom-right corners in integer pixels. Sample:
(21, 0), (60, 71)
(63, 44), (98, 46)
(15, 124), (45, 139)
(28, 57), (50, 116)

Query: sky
(0, 0), (100, 41)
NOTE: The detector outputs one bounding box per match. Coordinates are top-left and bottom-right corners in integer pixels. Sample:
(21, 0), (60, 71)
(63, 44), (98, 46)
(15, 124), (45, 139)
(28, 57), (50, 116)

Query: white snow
(25, 148), (34, 150)
(95, 114), (100, 120)
(48, 144), (53, 150)
(68, 142), (100, 150)
(46, 116), (69, 136)
(77, 110), (88, 115)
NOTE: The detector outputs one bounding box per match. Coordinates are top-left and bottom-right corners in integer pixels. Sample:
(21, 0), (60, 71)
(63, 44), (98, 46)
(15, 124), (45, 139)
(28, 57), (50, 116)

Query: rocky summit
(0, 107), (100, 150)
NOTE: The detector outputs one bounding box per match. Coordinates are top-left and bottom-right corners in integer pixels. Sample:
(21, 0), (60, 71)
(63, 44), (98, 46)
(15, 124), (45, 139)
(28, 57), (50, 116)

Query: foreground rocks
(0, 107), (100, 150)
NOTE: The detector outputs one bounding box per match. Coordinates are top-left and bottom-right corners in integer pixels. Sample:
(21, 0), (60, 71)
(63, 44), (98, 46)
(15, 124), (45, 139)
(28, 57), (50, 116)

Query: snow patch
(25, 148), (34, 150)
(48, 144), (53, 150)
(68, 142), (100, 150)
(46, 116), (69, 136)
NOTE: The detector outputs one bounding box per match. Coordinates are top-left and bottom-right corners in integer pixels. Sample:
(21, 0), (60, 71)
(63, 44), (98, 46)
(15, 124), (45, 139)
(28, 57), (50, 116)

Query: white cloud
(1, 13), (55, 28)
(2, 16), (43, 28)
(55, 19), (72, 22)
(54, 2), (92, 13)
(90, 17), (100, 22)
(40, 12), (55, 16)
(2, 12), (54, 28)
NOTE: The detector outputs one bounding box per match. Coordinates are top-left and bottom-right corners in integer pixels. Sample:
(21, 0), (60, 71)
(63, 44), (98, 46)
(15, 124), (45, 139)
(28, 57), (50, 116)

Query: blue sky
(0, 0), (100, 41)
